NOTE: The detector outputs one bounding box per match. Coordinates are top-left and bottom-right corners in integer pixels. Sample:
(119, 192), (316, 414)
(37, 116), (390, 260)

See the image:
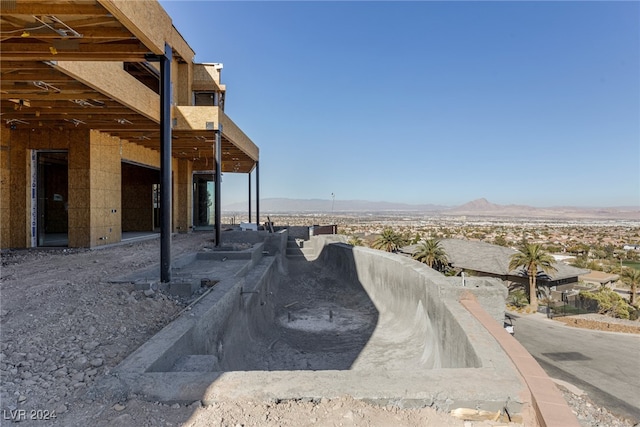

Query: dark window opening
(194, 91), (225, 109)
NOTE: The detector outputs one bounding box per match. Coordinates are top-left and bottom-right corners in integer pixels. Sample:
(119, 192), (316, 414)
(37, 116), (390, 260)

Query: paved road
(511, 313), (640, 423)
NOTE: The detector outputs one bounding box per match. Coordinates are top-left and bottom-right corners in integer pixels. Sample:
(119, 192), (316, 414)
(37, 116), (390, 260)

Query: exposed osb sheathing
(88, 130), (122, 247)
(1, 127), (12, 248)
(6, 130), (33, 248)
(171, 157), (179, 234)
(177, 62), (193, 106)
(66, 131), (89, 247)
(192, 64), (225, 92)
(174, 106), (219, 131)
(121, 140), (160, 169)
(98, 0), (193, 60)
(1, 128), (88, 248)
(0, 126), (198, 249)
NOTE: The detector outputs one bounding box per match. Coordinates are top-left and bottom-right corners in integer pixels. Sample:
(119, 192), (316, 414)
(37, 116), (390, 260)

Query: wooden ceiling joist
(0, 92), (112, 101)
(0, 3), (108, 15)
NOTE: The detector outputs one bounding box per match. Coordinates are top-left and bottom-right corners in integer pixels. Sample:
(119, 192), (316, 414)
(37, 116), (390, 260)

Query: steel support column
(256, 161), (260, 229)
(159, 44), (172, 283)
(214, 126), (222, 247)
(248, 171), (252, 223)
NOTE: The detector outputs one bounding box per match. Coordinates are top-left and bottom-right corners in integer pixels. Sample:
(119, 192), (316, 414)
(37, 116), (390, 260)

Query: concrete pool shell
(107, 231), (527, 415)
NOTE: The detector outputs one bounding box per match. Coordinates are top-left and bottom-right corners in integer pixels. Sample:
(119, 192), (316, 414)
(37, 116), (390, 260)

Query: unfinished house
(1, 0), (259, 251)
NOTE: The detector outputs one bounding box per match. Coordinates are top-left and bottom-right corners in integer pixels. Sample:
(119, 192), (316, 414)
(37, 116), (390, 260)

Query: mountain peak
(458, 198), (498, 210)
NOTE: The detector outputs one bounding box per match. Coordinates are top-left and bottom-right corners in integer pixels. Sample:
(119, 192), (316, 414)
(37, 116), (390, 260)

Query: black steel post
(248, 171), (252, 223)
(215, 126), (222, 247)
(160, 44), (172, 283)
(256, 161), (260, 229)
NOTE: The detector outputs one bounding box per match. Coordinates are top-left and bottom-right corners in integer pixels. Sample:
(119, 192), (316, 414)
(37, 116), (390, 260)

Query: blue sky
(160, 1), (639, 208)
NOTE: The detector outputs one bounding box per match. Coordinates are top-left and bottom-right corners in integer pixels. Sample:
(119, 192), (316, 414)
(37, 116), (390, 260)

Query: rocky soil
(0, 234), (637, 426)
(559, 386), (638, 427)
(554, 314), (640, 334)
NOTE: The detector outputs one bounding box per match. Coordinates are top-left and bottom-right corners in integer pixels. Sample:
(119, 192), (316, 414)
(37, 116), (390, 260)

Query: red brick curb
(461, 295), (580, 427)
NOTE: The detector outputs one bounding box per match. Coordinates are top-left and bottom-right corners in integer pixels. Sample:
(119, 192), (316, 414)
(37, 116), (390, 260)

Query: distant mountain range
(224, 198), (446, 213)
(223, 197), (639, 220)
(447, 198), (639, 220)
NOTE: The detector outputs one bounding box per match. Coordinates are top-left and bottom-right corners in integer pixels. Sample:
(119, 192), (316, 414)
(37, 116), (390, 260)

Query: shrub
(509, 289), (529, 308)
(580, 288), (632, 319)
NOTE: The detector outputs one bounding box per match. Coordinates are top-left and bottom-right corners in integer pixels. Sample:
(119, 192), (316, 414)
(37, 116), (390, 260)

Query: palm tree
(508, 242), (557, 311)
(413, 239), (448, 271)
(371, 228), (406, 253)
(620, 267), (640, 305)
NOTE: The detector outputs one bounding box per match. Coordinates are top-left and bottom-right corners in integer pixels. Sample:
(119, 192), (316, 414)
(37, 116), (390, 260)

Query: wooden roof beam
(0, 92), (111, 101)
(0, 53), (150, 61)
(53, 60), (160, 121)
(0, 80), (98, 92)
(219, 110), (259, 162)
(5, 27), (136, 40)
(174, 107), (258, 162)
(0, 70), (79, 81)
(0, 3), (108, 15)
(0, 14), (32, 29)
(1, 40), (149, 53)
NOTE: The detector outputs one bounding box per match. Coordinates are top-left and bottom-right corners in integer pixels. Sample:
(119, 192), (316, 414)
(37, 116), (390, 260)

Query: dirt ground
(0, 234), (635, 426)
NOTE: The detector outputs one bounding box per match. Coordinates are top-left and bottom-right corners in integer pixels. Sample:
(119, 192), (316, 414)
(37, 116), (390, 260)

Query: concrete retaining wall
(116, 256), (276, 374)
(285, 226), (310, 240)
(192, 256), (277, 364)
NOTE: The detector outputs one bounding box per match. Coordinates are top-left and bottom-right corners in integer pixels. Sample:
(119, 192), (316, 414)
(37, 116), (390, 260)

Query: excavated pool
(107, 233), (525, 414)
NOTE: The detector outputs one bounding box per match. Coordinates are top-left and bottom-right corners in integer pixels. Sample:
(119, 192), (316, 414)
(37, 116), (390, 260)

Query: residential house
(402, 239), (590, 298)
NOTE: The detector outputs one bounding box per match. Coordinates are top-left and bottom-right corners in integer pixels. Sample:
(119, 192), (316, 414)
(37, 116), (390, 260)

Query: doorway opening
(121, 162), (160, 239)
(36, 151), (69, 247)
(193, 173), (214, 231)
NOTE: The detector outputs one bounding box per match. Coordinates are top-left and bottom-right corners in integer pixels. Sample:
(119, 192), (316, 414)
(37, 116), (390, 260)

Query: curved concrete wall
(315, 238), (507, 370)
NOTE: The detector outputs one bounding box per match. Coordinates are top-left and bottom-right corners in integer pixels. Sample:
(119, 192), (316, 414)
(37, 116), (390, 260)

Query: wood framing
(54, 61), (161, 121)
(0, 0), (260, 248)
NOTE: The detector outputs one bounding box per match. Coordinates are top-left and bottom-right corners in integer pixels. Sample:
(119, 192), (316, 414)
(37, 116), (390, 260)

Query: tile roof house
(402, 239), (590, 292)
